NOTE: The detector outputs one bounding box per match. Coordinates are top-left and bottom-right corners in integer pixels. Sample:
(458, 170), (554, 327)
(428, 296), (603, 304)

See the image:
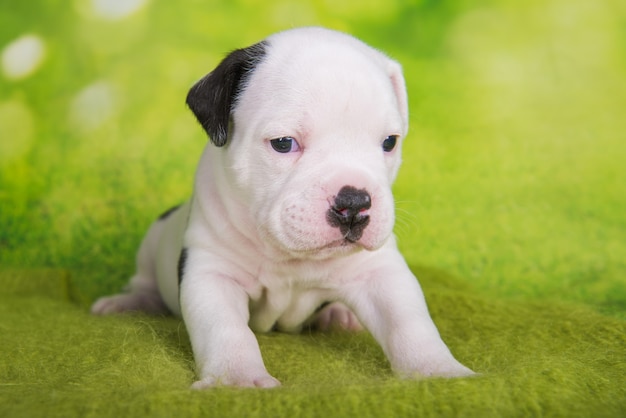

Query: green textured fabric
(1, 269), (624, 417)
(2, 0), (625, 416)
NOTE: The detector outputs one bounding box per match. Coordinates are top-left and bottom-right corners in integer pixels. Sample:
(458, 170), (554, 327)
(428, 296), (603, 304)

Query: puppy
(92, 27), (474, 388)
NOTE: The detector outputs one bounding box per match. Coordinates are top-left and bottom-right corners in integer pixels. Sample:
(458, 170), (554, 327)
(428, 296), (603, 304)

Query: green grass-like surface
(1, 0), (625, 416)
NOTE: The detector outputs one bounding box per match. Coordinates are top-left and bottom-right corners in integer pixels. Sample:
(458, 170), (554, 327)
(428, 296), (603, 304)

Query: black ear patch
(186, 41), (267, 146)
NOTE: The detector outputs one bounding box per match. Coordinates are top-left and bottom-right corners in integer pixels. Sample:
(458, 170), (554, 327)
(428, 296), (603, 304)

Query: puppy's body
(92, 27), (474, 388)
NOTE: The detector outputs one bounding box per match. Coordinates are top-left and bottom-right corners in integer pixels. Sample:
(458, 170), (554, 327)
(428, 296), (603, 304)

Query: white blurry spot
(69, 81), (116, 132)
(91, 0), (149, 20)
(0, 101), (35, 162)
(1, 34), (46, 80)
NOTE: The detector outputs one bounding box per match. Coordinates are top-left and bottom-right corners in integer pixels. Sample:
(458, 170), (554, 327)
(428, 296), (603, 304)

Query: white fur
(92, 27), (474, 388)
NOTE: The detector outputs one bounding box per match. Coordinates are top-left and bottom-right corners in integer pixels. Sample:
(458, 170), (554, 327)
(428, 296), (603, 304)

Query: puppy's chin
(296, 240), (363, 260)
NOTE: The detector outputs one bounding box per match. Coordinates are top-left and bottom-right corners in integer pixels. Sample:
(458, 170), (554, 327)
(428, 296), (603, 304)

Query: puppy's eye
(382, 135), (398, 152)
(270, 136), (301, 153)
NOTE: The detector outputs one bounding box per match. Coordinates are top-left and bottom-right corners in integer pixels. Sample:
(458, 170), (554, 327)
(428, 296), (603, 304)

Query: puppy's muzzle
(326, 186), (371, 242)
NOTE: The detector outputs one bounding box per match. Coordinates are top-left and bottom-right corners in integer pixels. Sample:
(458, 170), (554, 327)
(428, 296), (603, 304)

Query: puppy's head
(187, 27), (409, 259)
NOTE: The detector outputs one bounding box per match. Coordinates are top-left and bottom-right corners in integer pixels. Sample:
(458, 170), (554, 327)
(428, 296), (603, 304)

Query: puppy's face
(187, 28), (409, 259)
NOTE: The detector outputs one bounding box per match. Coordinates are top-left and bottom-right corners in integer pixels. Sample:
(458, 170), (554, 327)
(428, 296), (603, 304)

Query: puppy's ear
(186, 41), (267, 146)
(386, 60), (409, 136)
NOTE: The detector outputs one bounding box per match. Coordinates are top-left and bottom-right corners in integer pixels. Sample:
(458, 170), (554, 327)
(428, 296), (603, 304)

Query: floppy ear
(186, 41), (267, 146)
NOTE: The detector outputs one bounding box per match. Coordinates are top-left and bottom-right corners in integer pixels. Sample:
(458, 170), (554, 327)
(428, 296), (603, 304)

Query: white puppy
(92, 27), (474, 388)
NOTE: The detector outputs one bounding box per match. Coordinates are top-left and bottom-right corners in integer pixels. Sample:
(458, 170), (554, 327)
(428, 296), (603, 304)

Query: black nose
(326, 186), (371, 242)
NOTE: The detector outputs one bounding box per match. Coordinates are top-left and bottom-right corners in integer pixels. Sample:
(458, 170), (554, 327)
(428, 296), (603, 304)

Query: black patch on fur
(186, 41), (268, 146)
(177, 248), (188, 285)
(157, 204), (181, 221)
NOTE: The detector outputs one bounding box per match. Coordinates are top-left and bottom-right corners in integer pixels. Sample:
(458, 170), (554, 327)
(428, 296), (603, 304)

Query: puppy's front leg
(180, 260), (280, 389)
(346, 252), (475, 379)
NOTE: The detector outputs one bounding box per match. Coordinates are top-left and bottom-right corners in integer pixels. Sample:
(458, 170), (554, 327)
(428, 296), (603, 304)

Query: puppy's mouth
(325, 237), (363, 250)
(306, 235), (379, 256)
(294, 241), (363, 260)
(271, 237), (360, 261)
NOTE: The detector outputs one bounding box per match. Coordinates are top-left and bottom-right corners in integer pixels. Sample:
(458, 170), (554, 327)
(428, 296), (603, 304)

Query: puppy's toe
(422, 355), (476, 378)
(191, 373), (281, 389)
(190, 377), (217, 390)
(403, 358), (476, 380)
(91, 295), (129, 315)
(435, 363), (476, 378)
(252, 375), (282, 388)
(90, 292), (168, 315)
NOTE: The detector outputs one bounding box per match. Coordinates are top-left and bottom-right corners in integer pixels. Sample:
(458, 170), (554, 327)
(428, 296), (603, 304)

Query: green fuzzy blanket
(2, 0), (626, 417)
(1, 269), (624, 418)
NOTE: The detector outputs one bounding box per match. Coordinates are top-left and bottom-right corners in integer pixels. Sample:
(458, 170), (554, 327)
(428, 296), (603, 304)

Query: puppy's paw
(191, 373), (281, 389)
(91, 295), (133, 314)
(425, 362), (476, 378)
(311, 302), (363, 332)
(91, 292), (168, 315)
(399, 358), (476, 380)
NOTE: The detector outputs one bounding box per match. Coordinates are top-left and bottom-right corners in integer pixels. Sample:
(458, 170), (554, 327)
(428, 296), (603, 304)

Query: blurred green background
(1, 0), (625, 316)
